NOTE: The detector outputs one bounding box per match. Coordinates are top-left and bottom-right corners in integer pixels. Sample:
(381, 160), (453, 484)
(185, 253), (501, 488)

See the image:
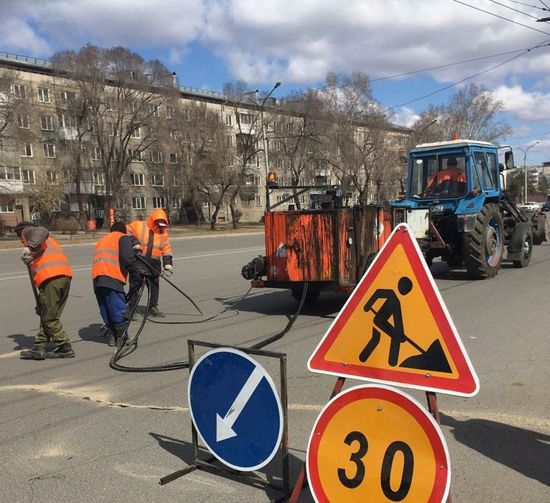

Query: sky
(3, 0), (550, 164)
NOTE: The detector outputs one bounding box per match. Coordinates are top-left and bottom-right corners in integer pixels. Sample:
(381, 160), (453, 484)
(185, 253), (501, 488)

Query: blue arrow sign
(188, 348), (284, 471)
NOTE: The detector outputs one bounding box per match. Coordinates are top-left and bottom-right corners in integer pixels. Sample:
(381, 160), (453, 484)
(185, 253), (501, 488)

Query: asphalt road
(0, 232), (548, 502)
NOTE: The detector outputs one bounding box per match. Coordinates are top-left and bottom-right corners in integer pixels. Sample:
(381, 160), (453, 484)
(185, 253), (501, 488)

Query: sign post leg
(287, 376), (346, 503)
(426, 391), (452, 503)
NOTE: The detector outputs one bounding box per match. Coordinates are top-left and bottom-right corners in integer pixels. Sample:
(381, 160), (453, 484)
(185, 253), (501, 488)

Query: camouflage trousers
(34, 276), (71, 347)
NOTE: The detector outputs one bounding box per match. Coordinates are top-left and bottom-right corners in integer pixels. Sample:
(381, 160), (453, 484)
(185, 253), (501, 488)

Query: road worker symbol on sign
(360, 276), (451, 373)
(308, 223), (479, 397)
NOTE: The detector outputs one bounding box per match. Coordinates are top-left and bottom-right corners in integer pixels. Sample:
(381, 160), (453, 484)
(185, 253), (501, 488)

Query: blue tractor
(392, 139), (546, 278)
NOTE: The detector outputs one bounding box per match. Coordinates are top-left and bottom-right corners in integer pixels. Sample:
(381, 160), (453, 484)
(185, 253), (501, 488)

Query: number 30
(338, 431), (414, 501)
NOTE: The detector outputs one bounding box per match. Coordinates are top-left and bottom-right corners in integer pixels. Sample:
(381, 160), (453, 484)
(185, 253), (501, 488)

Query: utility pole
(517, 141), (540, 203)
(260, 82), (281, 212)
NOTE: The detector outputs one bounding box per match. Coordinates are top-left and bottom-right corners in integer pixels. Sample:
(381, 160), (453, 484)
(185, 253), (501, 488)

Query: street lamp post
(260, 82), (281, 212)
(518, 141), (540, 203)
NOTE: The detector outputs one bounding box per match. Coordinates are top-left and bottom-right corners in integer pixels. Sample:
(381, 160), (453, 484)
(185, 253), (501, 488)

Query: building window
(151, 173), (164, 186)
(130, 173), (145, 186)
(59, 114), (77, 128)
(115, 196), (124, 209)
(0, 201), (15, 213)
(43, 143), (56, 158)
(11, 84), (26, 100)
(107, 122), (117, 136)
(166, 106), (174, 119)
(41, 116), (54, 131)
(91, 147), (102, 161)
(128, 149), (142, 162)
(132, 196), (146, 209)
(17, 114), (29, 128)
(153, 196), (166, 208)
(169, 153), (178, 164)
(60, 90), (76, 102)
(37, 87), (50, 103)
(20, 143), (33, 157)
(0, 166), (21, 181)
(150, 150), (163, 164)
(46, 170), (57, 184)
(225, 114), (233, 126)
(255, 195), (262, 206)
(238, 113), (251, 125)
(93, 172), (105, 186)
(169, 130), (177, 140)
(22, 169), (35, 184)
(130, 126), (141, 139)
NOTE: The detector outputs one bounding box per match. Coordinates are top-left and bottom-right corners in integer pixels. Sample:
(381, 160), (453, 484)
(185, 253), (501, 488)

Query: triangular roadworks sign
(308, 223), (479, 397)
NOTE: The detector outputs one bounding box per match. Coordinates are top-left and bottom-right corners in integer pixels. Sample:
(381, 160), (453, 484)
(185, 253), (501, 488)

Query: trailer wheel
(464, 203), (504, 279)
(291, 284), (321, 303)
(512, 227), (533, 268)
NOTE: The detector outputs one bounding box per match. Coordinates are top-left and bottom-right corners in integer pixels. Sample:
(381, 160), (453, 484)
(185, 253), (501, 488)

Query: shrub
(54, 217), (80, 235)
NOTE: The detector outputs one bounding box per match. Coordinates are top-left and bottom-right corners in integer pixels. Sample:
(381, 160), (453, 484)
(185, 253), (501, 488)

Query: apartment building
(0, 51), (410, 231)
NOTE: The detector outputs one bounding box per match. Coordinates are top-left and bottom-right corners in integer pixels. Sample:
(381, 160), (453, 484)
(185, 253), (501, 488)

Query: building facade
(0, 51), (411, 231)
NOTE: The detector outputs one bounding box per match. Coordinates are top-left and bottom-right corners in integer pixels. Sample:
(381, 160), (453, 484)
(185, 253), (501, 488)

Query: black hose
(109, 255), (309, 372)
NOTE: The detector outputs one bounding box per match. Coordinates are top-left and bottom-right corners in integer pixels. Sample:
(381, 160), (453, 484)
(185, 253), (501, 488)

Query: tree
(412, 84), (511, 143)
(271, 90), (327, 209)
(321, 72), (393, 205)
(51, 45), (178, 220)
(172, 101), (236, 230)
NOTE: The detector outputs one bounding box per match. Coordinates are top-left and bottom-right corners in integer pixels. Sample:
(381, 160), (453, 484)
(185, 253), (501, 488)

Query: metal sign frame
(160, 340), (290, 502)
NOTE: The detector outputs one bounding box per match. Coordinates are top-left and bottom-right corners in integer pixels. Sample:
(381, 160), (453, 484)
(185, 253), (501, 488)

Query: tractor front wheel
(464, 204), (504, 279)
(513, 227), (533, 268)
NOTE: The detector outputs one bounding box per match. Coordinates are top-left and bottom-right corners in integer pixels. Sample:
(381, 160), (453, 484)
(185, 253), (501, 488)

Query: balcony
(0, 179), (24, 194)
(64, 181), (94, 195)
(59, 127), (78, 141)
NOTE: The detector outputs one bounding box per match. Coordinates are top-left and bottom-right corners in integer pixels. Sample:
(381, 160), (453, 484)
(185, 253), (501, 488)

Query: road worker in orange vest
(15, 221), (74, 360)
(92, 221), (145, 346)
(127, 208), (173, 317)
(424, 156), (466, 197)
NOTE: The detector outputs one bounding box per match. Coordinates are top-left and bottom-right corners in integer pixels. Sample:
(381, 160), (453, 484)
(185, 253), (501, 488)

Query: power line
(540, 1), (550, 10)
(504, 130), (550, 140)
(505, 0), (548, 10)
(371, 43), (550, 82)
(385, 42), (543, 111)
(452, 0), (550, 35)
(487, 0), (540, 18)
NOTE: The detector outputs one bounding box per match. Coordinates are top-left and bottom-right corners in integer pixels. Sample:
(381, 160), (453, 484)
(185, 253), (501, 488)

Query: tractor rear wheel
(464, 204), (504, 279)
(512, 227), (533, 268)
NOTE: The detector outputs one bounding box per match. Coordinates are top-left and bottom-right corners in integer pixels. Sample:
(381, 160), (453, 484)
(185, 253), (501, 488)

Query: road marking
(0, 247), (263, 281)
(0, 383), (548, 431)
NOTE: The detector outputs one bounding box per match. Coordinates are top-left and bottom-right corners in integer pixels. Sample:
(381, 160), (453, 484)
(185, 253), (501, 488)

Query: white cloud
(1, 0), (550, 92)
(492, 85), (550, 121)
(391, 107), (419, 128)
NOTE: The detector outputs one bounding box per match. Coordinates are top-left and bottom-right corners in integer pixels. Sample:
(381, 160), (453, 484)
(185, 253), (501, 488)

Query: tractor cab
(394, 139), (507, 212)
(391, 139), (540, 278)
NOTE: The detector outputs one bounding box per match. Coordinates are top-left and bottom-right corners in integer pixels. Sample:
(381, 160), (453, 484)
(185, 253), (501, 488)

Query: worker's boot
(107, 329), (116, 347)
(114, 323), (130, 346)
(20, 344), (46, 360)
(46, 343), (75, 358)
(149, 306), (164, 318)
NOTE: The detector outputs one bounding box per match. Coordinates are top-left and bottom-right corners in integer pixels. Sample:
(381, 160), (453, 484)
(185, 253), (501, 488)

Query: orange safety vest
(29, 237), (73, 288)
(427, 168), (466, 188)
(127, 220), (173, 260)
(92, 231), (127, 283)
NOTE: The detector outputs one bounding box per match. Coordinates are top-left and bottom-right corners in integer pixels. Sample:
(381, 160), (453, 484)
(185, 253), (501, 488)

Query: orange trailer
(242, 206), (392, 301)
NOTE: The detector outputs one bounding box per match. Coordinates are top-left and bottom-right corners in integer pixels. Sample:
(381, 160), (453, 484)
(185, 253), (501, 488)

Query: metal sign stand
(426, 391), (452, 503)
(159, 340), (290, 503)
(287, 376), (346, 503)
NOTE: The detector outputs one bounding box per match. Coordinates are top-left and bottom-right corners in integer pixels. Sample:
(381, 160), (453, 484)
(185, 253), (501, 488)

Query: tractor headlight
(457, 213), (478, 232)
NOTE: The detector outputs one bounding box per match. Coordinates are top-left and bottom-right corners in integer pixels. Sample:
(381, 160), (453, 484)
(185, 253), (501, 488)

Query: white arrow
(216, 366), (264, 442)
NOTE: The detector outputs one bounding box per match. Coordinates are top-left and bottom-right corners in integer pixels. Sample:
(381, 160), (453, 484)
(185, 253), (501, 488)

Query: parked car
(518, 201), (542, 211)
(541, 201), (550, 212)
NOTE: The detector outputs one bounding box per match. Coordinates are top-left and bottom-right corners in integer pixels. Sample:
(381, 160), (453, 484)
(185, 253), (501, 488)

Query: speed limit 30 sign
(306, 385), (450, 503)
